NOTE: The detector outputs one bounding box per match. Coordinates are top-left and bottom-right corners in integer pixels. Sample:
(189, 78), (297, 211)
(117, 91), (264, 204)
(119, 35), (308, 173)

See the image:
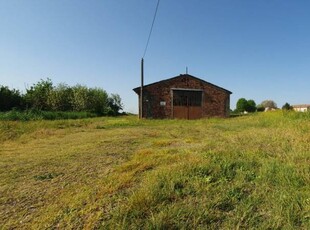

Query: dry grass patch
(0, 113), (309, 229)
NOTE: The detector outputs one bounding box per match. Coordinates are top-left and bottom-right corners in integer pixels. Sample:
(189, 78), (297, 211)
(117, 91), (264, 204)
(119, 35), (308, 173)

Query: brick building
(133, 74), (232, 119)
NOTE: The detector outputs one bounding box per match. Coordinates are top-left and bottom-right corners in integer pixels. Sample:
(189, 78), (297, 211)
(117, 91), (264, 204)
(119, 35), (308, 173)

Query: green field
(0, 112), (309, 229)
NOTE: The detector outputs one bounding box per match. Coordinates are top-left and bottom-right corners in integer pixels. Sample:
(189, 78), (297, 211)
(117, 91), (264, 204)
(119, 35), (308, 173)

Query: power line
(143, 0), (160, 58)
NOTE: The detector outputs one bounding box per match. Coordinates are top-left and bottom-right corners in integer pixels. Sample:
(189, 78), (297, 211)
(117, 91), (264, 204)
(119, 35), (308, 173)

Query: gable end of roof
(133, 74), (232, 94)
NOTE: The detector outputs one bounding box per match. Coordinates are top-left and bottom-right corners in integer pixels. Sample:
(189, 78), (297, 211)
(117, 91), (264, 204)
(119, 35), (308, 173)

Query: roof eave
(133, 74), (232, 95)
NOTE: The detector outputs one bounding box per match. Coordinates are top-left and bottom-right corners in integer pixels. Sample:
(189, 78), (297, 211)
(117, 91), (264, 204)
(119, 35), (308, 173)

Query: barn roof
(133, 74), (232, 94)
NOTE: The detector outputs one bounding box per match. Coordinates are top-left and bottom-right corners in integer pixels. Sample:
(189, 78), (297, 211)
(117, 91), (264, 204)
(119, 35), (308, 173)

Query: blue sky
(1, 0), (309, 112)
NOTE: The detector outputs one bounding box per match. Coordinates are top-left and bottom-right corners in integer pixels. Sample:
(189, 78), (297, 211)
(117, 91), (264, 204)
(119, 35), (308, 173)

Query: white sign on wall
(160, 101), (166, 106)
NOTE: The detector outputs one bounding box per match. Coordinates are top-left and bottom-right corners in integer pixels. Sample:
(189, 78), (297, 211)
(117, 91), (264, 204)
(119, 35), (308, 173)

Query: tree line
(235, 98), (293, 113)
(0, 79), (123, 115)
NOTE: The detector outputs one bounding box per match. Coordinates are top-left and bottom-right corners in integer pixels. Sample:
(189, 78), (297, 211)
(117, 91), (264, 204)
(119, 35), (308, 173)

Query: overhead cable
(142, 0), (161, 58)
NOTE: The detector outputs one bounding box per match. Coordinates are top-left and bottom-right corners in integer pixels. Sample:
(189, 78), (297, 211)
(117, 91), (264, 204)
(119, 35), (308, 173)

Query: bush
(86, 88), (109, 115)
(282, 102), (293, 110)
(256, 105), (265, 112)
(107, 94), (123, 115)
(236, 98), (248, 113)
(236, 98), (257, 113)
(247, 100), (256, 112)
(0, 86), (24, 111)
(47, 83), (73, 111)
(0, 79), (123, 119)
(24, 78), (53, 110)
(260, 100), (277, 109)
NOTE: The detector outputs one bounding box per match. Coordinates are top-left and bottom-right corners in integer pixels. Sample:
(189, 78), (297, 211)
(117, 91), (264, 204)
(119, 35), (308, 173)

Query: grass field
(0, 111), (309, 229)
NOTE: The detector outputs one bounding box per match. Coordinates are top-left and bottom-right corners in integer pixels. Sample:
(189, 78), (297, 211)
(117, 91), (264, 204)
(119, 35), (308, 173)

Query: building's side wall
(293, 107), (308, 112)
(142, 75), (230, 118)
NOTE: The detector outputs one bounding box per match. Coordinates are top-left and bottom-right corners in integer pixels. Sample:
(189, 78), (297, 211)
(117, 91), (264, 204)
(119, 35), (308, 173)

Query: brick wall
(136, 74), (231, 119)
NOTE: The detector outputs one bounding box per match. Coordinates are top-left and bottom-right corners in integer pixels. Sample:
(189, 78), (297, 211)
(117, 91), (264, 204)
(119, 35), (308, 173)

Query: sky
(1, 0), (310, 112)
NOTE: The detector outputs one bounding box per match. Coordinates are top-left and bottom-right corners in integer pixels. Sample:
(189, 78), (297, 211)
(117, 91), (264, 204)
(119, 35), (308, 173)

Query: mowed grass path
(0, 112), (309, 229)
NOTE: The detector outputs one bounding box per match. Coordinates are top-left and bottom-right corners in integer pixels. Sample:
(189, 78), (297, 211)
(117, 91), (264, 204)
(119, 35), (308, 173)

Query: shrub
(24, 78), (53, 110)
(256, 105), (265, 112)
(107, 94), (123, 115)
(236, 98), (257, 113)
(47, 83), (73, 111)
(86, 88), (109, 115)
(282, 102), (293, 110)
(260, 100), (277, 109)
(0, 85), (23, 111)
(0, 79), (122, 119)
(247, 99), (256, 112)
(236, 98), (248, 113)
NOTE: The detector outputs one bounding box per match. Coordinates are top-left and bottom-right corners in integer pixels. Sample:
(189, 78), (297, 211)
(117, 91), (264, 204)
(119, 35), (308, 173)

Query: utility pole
(140, 0), (160, 118)
(140, 58), (144, 119)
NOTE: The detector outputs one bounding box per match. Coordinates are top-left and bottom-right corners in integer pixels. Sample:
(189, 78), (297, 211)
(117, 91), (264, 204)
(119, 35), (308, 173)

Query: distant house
(133, 74), (232, 119)
(264, 107), (277, 112)
(292, 104), (310, 112)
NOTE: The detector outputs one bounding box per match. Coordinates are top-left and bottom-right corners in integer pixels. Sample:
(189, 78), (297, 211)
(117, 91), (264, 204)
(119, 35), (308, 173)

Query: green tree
(247, 99), (257, 112)
(107, 94), (123, 115)
(261, 100), (277, 109)
(236, 98), (248, 113)
(70, 85), (88, 111)
(2, 78), (122, 117)
(0, 85), (23, 111)
(25, 78), (53, 110)
(86, 88), (108, 114)
(236, 98), (257, 113)
(256, 104), (265, 112)
(282, 102), (293, 110)
(48, 83), (73, 111)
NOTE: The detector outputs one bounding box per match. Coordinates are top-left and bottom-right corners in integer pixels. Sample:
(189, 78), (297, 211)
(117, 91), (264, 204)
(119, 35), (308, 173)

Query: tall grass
(0, 109), (98, 121)
(0, 111), (309, 229)
(283, 110), (310, 120)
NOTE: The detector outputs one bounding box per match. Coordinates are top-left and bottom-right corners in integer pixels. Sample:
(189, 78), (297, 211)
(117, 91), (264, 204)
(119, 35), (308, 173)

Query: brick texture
(133, 74), (232, 119)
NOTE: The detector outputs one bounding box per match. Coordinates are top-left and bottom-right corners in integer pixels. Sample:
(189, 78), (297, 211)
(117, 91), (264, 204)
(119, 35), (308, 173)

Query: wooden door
(173, 90), (203, 119)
